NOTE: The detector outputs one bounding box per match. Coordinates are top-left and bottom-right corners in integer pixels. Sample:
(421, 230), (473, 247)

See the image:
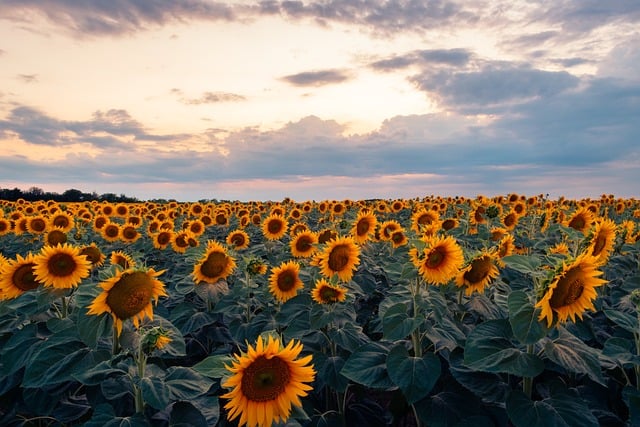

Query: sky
(0, 1), (639, 202)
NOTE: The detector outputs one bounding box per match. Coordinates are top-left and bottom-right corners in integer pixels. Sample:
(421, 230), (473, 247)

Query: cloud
(412, 64), (580, 113)
(17, 74), (38, 83)
(280, 69), (353, 87)
(173, 90), (247, 105)
(529, 0), (640, 33)
(370, 48), (473, 72)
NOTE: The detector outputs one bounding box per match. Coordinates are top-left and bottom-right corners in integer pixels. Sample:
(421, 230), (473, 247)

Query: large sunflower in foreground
(318, 235), (360, 282)
(455, 252), (500, 296)
(269, 261), (304, 303)
(411, 235), (464, 285)
(193, 240), (236, 284)
(311, 278), (347, 304)
(87, 267), (167, 336)
(222, 335), (315, 427)
(0, 253), (41, 300)
(32, 243), (91, 289)
(535, 253), (607, 327)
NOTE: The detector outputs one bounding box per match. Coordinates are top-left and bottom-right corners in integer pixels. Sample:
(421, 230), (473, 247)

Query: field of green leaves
(0, 194), (639, 426)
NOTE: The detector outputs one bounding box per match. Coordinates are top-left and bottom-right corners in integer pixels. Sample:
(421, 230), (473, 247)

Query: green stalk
(61, 296), (68, 318)
(635, 312), (640, 390)
(412, 278), (423, 358)
(112, 324), (120, 356)
(523, 343), (534, 398)
(134, 345), (147, 414)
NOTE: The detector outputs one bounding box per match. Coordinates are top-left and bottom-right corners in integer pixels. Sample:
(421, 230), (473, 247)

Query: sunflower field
(0, 194), (639, 427)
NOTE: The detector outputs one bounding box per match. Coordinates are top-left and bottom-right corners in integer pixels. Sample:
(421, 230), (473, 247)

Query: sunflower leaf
(382, 302), (422, 341)
(508, 290), (549, 345)
(386, 344), (441, 404)
(341, 342), (395, 390)
(507, 388), (599, 427)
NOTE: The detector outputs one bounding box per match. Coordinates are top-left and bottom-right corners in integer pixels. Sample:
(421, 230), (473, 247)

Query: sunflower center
(267, 220), (283, 234)
(47, 253), (77, 277)
(295, 236), (313, 252)
(549, 270), (584, 308)
(442, 219), (456, 230)
(504, 214), (517, 227)
(425, 247), (445, 268)
(568, 215), (586, 231)
(277, 271), (296, 291)
(356, 219), (370, 236)
(157, 232), (171, 245)
(122, 227), (138, 239)
(105, 225), (119, 238)
(201, 252), (227, 278)
(328, 244), (350, 272)
(231, 234), (246, 246)
(591, 234), (607, 257)
(464, 258), (492, 284)
(106, 272), (155, 320)
(47, 230), (67, 246)
(241, 356), (291, 402)
(53, 216), (70, 228)
(320, 286), (339, 302)
(13, 264), (40, 291)
(80, 246), (102, 264)
(31, 218), (47, 232)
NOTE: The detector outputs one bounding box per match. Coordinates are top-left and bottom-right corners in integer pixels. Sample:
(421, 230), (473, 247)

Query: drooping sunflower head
(351, 211), (377, 244)
(269, 260), (304, 303)
(535, 253), (607, 327)
(193, 240), (236, 284)
(290, 231), (318, 258)
(87, 267), (167, 336)
(412, 235), (464, 285)
(311, 278), (347, 304)
(0, 253), (42, 300)
(32, 243), (91, 289)
(226, 229), (251, 250)
(222, 335), (315, 427)
(79, 242), (106, 269)
(110, 250), (136, 270)
(318, 235), (361, 283)
(455, 252), (500, 296)
(262, 214), (288, 240)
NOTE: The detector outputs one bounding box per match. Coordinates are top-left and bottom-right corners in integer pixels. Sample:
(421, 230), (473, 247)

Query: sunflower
(92, 215), (110, 233)
(564, 207), (594, 234)
(456, 252), (500, 296)
(317, 228), (337, 244)
(171, 231), (193, 253)
(441, 218), (459, 231)
(119, 225), (141, 243)
(222, 335), (315, 427)
(378, 220), (402, 241)
(262, 214), (288, 240)
(192, 240), (236, 284)
(151, 230), (174, 250)
(318, 235), (360, 282)
(45, 227), (68, 246)
(32, 243), (91, 289)
(26, 215), (48, 234)
(226, 230), (251, 250)
(87, 267), (167, 336)
(269, 261), (304, 303)
(100, 222), (121, 243)
(390, 229), (408, 248)
(79, 242), (106, 269)
(351, 211), (377, 244)
(110, 250), (136, 270)
(311, 278), (347, 304)
(495, 234), (515, 266)
(289, 222), (309, 237)
(48, 211), (74, 233)
(114, 203), (129, 217)
(549, 242), (569, 255)
(0, 253), (41, 300)
(535, 253), (607, 327)
(0, 218), (11, 236)
(411, 236), (464, 285)
(411, 209), (440, 233)
(586, 218), (616, 264)
(502, 210), (519, 231)
(290, 231), (318, 258)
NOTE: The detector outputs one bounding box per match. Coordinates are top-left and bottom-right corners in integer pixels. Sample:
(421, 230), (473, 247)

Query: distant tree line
(0, 187), (139, 203)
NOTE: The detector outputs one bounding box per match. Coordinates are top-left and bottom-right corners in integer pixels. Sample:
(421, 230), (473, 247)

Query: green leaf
(83, 403), (150, 427)
(317, 354), (349, 392)
(463, 319), (544, 377)
(341, 342), (395, 389)
(506, 389), (599, 427)
(165, 367), (214, 401)
(382, 303), (422, 341)
(386, 344), (440, 404)
(542, 326), (605, 386)
(73, 360), (128, 386)
(448, 348), (511, 404)
(508, 290), (549, 345)
(602, 337), (640, 367)
(502, 255), (542, 275)
(603, 309), (638, 334)
(76, 307), (112, 349)
(192, 354), (233, 379)
(623, 386), (640, 427)
(169, 401), (208, 427)
(328, 322), (368, 352)
(139, 376), (171, 410)
(0, 323), (40, 375)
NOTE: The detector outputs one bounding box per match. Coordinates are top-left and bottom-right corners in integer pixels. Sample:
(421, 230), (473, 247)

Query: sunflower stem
(134, 345), (147, 414)
(411, 403), (422, 427)
(60, 296), (68, 318)
(523, 343), (534, 398)
(111, 324), (120, 356)
(411, 278), (422, 358)
(635, 313), (640, 390)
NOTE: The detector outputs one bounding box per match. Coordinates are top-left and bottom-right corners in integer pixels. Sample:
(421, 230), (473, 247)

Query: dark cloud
(179, 91), (246, 105)
(370, 48), (473, 72)
(412, 65), (580, 113)
(280, 69), (352, 87)
(503, 30), (560, 50)
(17, 74), (38, 83)
(551, 57), (593, 68)
(530, 0), (640, 33)
(369, 55), (416, 72)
